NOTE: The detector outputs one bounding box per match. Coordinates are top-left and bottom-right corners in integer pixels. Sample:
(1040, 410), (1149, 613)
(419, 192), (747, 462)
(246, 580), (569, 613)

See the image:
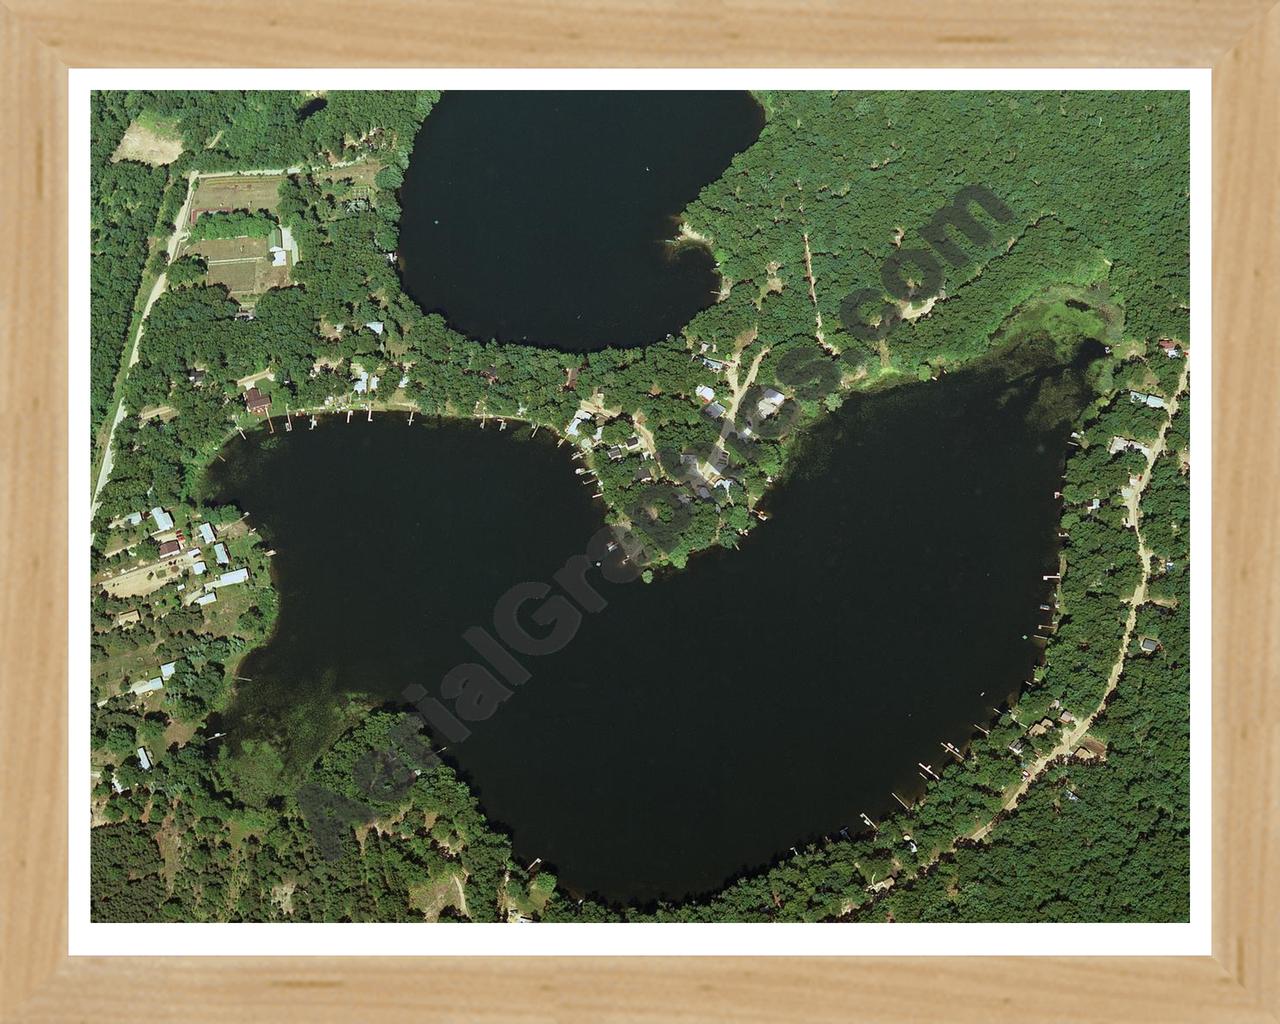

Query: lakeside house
(213, 542), (230, 565)
(209, 568), (247, 591)
(197, 522), (215, 545)
(701, 357), (726, 372)
(244, 387), (271, 415)
(565, 409), (592, 437)
(150, 507), (174, 532)
(158, 539), (183, 558)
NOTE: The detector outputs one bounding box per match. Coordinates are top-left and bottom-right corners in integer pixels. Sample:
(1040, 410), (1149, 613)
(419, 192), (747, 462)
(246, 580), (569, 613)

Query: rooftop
(244, 387), (271, 413)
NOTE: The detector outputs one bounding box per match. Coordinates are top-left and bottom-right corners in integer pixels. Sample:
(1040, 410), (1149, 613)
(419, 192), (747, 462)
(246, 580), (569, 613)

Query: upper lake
(206, 342), (1094, 903)
(396, 91), (764, 350)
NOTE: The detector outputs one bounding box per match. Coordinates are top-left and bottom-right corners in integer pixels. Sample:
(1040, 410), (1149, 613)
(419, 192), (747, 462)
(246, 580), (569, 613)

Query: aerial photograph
(88, 89), (1191, 924)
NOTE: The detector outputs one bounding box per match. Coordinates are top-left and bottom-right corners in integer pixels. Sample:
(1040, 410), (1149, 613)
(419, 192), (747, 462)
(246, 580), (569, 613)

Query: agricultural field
(185, 234), (292, 298)
(190, 173), (288, 216)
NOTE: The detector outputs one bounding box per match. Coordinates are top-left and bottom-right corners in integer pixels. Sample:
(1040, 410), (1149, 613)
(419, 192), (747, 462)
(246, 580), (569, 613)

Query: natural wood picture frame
(1, 2), (1275, 1019)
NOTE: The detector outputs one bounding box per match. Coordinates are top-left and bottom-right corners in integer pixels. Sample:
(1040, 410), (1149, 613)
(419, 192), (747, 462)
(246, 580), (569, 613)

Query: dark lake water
(206, 343), (1094, 903)
(396, 91), (764, 349)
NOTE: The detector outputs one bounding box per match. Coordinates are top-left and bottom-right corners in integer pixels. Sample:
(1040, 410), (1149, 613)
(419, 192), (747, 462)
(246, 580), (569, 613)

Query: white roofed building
(213, 568), (249, 587)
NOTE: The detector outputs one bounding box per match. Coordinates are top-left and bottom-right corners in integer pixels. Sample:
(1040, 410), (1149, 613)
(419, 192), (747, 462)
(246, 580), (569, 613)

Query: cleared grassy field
(111, 118), (184, 166)
(192, 236), (267, 261)
(91, 640), (161, 702)
(187, 236), (291, 298)
(191, 174), (286, 215)
(205, 260), (260, 295)
(191, 161), (382, 216)
(319, 161), (381, 188)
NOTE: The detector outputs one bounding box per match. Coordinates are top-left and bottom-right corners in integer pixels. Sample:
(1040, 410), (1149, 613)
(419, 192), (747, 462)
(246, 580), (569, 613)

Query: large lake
(206, 343), (1093, 903)
(396, 91), (764, 349)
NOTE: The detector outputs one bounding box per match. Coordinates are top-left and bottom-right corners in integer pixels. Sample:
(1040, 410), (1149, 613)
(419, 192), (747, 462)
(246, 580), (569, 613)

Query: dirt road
(92, 175), (199, 508)
(848, 358), (1190, 904)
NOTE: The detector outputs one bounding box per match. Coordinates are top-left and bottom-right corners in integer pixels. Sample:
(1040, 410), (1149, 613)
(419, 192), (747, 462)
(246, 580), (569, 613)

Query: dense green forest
(89, 89), (1191, 923)
(186, 210), (276, 241)
(89, 93), (168, 438)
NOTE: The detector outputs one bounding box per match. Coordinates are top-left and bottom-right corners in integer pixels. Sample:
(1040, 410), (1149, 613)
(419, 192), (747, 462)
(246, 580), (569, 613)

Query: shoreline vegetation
(89, 89), (1190, 923)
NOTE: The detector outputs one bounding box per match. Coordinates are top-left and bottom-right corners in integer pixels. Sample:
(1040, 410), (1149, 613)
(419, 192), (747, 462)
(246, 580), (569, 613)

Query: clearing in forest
(190, 174), (288, 217)
(185, 233), (292, 299)
(111, 117), (184, 166)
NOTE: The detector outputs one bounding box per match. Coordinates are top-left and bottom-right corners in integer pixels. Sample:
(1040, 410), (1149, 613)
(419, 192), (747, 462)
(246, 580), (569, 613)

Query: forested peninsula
(89, 90), (1191, 923)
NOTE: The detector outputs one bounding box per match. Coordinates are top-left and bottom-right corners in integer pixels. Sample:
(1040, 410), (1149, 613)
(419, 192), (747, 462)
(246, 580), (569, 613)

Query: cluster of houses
(147, 510), (230, 579)
(112, 506), (250, 611)
(190, 566), (250, 607)
(691, 379), (787, 431)
(352, 368), (381, 395)
(559, 357), (793, 512)
(679, 448), (737, 500)
(694, 384), (726, 420)
(129, 659), (176, 697)
(605, 435), (645, 462)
